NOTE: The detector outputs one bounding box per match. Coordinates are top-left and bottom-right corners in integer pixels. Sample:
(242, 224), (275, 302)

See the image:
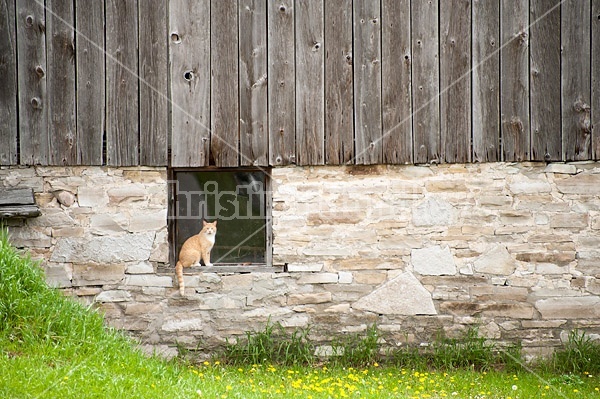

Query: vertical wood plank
(562, 0), (592, 161)
(324, 0), (353, 165)
(530, 0), (561, 162)
(295, 0), (324, 166)
(411, 0), (440, 164)
(0, 0), (18, 165)
(211, 0), (239, 167)
(106, 0), (139, 166)
(139, 0), (168, 166)
(382, 0), (412, 164)
(47, 0), (76, 165)
(169, 0), (210, 167)
(268, 0), (295, 165)
(353, 0), (382, 165)
(593, 0), (600, 159)
(501, 0), (530, 162)
(239, 0), (268, 166)
(472, 0), (500, 162)
(75, 0), (104, 165)
(16, 0), (48, 165)
(440, 0), (471, 163)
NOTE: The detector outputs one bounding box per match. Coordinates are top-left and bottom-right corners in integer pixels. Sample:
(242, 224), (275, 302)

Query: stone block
(508, 179), (551, 195)
(555, 174), (600, 195)
(411, 246), (456, 276)
(412, 197), (455, 226)
(129, 209), (167, 232)
(52, 227), (85, 237)
(124, 303), (163, 315)
(586, 279), (600, 295)
(51, 233), (155, 263)
(44, 263), (73, 288)
(221, 274), (254, 290)
(425, 180), (468, 192)
(544, 163), (577, 174)
(297, 273), (339, 284)
(126, 261), (154, 274)
(469, 286), (528, 301)
(287, 292), (332, 305)
(90, 214), (127, 235)
(29, 208), (76, 227)
(95, 290), (132, 303)
(197, 294), (240, 310)
(307, 211), (365, 225)
(324, 304), (351, 313)
(478, 195), (513, 208)
(536, 296), (600, 319)
(352, 271), (387, 285)
(8, 227), (51, 248)
(72, 264), (126, 285)
(549, 213), (589, 229)
(287, 263), (324, 272)
(352, 271), (436, 315)
(77, 186), (109, 207)
(515, 251), (575, 266)
(124, 275), (173, 287)
(473, 245), (516, 275)
(108, 184), (147, 204)
(150, 229), (169, 263)
(535, 263), (569, 274)
(338, 271), (353, 284)
(440, 302), (534, 319)
(53, 190), (76, 207)
(162, 318), (203, 332)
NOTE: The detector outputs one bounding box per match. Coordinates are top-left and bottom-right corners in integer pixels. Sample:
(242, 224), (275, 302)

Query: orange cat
(175, 220), (217, 296)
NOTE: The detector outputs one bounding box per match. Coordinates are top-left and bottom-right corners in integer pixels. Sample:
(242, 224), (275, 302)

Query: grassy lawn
(1, 229), (599, 398)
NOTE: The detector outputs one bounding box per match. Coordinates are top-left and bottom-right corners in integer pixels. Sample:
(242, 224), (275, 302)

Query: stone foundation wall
(2, 163), (600, 359)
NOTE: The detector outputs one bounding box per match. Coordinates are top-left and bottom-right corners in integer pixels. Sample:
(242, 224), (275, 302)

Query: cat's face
(202, 220), (217, 236)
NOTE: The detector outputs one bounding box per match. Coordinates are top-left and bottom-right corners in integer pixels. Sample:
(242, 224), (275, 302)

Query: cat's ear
(213, 220), (217, 226)
(202, 219), (207, 226)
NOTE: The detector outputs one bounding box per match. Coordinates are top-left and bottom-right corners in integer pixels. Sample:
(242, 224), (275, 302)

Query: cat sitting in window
(175, 220), (217, 296)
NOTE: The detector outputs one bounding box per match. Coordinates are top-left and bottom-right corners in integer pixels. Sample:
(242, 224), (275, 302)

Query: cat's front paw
(205, 262), (213, 267)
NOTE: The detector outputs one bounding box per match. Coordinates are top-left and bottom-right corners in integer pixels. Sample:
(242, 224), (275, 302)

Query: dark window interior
(170, 169), (269, 265)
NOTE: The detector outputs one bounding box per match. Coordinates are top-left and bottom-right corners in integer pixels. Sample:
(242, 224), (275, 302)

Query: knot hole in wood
(183, 70), (194, 81)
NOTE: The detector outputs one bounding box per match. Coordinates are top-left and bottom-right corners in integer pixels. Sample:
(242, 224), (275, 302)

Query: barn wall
(3, 163), (600, 358)
(2, 0), (599, 167)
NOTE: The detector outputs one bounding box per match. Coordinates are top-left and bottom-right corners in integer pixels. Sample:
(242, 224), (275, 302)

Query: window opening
(169, 168), (271, 268)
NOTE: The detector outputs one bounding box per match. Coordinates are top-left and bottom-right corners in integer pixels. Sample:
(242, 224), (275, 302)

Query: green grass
(1, 227), (599, 398)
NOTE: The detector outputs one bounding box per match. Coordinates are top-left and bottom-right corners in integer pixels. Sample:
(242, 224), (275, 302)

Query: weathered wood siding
(1, 0), (598, 167)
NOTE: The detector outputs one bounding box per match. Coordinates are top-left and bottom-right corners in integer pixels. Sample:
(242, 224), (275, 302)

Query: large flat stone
(95, 290), (132, 303)
(77, 186), (109, 207)
(535, 296), (600, 319)
(473, 245), (516, 275)
(412, 197), (455, 226)
(72, 264), (126, 285)
(162, 318), (203, 332)
(555, 174), (600, 195)
(352, 271), (436, 315)
(51, 233), (155, 263)
(411, 246), (456, 276)
(8, 227), (51, 248)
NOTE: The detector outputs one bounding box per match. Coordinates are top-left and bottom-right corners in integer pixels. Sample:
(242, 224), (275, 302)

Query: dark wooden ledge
(0, 188), (41, 219)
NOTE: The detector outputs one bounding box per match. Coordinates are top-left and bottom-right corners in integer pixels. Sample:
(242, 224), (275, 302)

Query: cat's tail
(175, 261), (185, 296)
